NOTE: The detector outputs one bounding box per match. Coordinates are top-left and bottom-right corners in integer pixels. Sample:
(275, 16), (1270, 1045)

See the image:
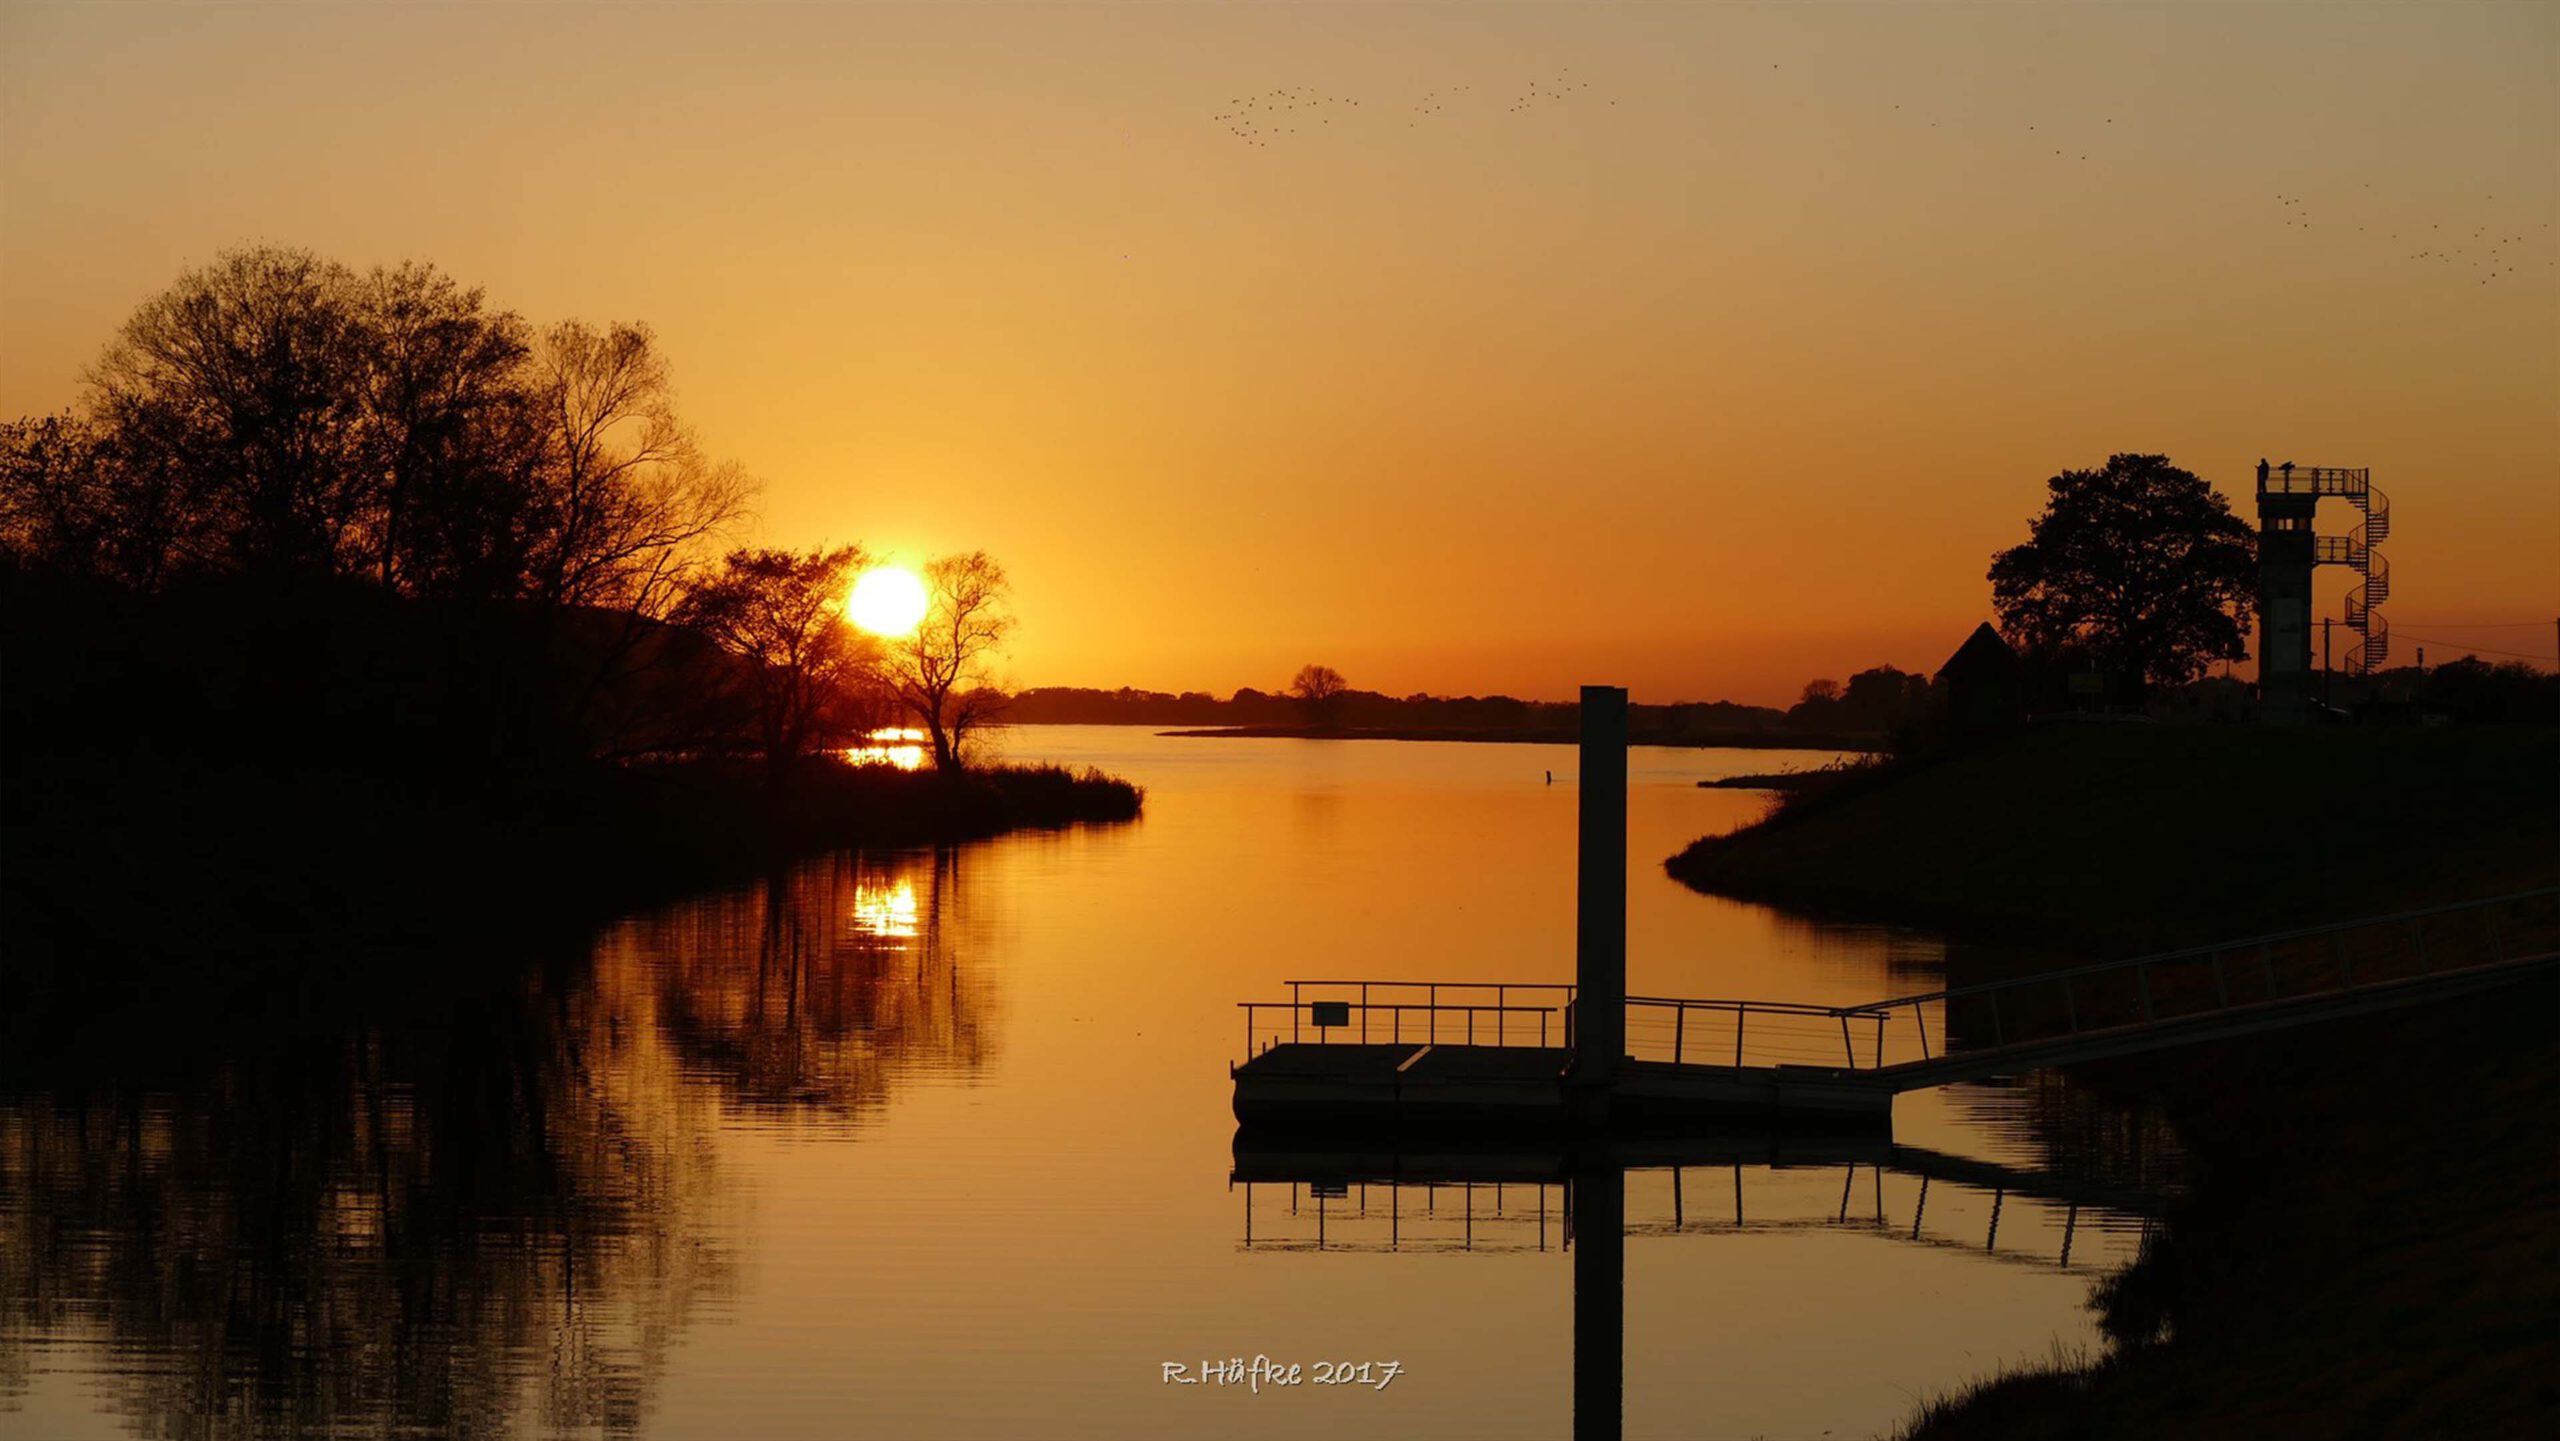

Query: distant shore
(1145, 722), (1884, 752)
(1664, 721), (2559, 1439)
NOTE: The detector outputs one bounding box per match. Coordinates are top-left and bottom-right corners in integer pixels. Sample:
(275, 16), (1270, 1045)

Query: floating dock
(1230, 1043), (1892, 1132)
(1223, 686), (2558, 1139)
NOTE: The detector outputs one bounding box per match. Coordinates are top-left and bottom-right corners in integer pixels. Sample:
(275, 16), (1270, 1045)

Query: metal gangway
(1237, 890), (2559, 1095)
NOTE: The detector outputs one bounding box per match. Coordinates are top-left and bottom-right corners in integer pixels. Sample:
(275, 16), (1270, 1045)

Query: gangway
(1231, 890), (2558, 1130)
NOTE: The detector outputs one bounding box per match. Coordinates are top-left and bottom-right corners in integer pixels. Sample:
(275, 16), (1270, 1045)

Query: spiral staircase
(2273, 466), (2391, 673)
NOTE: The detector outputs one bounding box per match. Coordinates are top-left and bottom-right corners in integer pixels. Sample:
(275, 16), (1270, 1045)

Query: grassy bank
(1667, 721), (2559, 953)
(1, 749), (1140, 1082)
(1662, 720), (2559, 1439)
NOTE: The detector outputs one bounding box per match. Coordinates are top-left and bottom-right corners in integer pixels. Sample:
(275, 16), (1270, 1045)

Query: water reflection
(0, 1004), (736, 1440)
(1233, 1136), (2170, 1271)
(0, 848), (992, 1438)
(616, 850), (995, 1125)
(4, 731), (2200, 1441)
(842, 727), (930, 771)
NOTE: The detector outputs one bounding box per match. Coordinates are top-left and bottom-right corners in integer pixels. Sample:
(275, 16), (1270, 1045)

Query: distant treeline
(1001, 680), (1923, 745)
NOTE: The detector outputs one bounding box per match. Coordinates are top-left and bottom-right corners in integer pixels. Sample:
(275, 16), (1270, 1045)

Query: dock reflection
(1233, 1127), (2178, 1441)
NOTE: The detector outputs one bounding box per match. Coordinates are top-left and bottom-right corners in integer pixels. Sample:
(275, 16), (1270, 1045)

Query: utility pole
(2321, 617), (2332, 708)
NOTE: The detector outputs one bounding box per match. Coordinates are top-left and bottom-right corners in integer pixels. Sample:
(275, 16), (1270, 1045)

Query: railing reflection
(1234, 1146), (2167, 1272)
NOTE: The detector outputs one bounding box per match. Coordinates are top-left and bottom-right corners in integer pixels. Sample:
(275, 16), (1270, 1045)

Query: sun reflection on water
(852, 876), (922, 939)
(844, 727), (929, 771)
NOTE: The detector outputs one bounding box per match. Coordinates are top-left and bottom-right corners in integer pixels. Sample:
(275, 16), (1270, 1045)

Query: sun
(848, 565), (931, 637)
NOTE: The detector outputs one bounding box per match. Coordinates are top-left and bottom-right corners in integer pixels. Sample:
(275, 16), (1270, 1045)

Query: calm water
(1, 729), (2183, 1440)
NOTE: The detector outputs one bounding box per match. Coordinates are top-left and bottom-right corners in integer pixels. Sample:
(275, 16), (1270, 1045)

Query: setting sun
(848, 566), (930, 637)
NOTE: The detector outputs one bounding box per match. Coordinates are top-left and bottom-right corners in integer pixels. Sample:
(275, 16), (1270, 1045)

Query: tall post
(1574, 685), (1627, 1106)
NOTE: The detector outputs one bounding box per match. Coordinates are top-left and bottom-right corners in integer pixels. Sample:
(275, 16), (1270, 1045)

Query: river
(0, 727), (2183, 1440)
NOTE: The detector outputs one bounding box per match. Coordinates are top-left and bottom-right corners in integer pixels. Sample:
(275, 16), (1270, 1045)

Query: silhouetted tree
(1840, 666), (1932, 731)
(3, 249), (749, 613)
(2420, 657), (2558, 724)
(0, 414), (131, 578)
(85, 247), (376, 578)
(522, 320), (750, 617)
(1989, 454), (2256, 695)
(356, 263), (541, 598)
(679, 545), (879, 779)
(1290, 663), (1349, 728)
(886, 551), (1012, 770)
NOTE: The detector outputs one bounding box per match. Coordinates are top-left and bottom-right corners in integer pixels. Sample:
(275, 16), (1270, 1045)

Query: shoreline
(1663, 722), (2560, 1439)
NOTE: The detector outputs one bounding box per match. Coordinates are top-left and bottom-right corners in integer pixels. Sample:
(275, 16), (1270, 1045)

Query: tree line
(0, 246), (1007, 779)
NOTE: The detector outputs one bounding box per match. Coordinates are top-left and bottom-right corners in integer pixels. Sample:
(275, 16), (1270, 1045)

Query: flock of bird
(1204, 73), (2552, 287)
(1209, 87), (1364, 148)
(1210, 72), (1607, 145)
(2273, 189), (2547, 286)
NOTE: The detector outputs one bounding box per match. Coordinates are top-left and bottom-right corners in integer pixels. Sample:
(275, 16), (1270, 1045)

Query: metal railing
(1625, 996), (1888, 1069)
(1239, 980), (1575, 1056)
(1841, 888), (2558, 1073)
(2257, 466), (2369, 497)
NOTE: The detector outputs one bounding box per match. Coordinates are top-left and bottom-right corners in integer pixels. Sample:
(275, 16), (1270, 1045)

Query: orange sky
(3, 2), (2553, 705)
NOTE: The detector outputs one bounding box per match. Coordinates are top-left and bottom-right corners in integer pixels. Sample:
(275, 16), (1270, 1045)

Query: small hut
(1937, 622), (2025, 736)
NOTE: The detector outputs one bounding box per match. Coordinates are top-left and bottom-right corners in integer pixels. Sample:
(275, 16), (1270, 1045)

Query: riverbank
(1667, 721), (2558, 953)
(1153, 723), (1883, 751)
(1662, 721), (2559, 1439)
(1, 749), (1140, 1082)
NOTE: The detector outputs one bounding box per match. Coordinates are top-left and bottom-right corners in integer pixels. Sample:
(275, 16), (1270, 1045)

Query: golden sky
(3, 1), (2553, 704)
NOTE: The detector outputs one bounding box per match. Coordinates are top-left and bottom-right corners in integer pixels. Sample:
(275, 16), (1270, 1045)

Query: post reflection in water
(0, 847), (992, 1440)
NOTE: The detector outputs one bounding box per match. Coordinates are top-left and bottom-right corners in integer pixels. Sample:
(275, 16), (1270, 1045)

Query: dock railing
(1243, 891), (2557, 1072)
(1239, 980), (1575, 1058)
